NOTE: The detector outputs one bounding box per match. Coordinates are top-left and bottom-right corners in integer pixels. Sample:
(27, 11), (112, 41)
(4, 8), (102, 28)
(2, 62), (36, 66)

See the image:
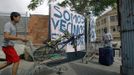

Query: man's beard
(15, 20), (19, 23)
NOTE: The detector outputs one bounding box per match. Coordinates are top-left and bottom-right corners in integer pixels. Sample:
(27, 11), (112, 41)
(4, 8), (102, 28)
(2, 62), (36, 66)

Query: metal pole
(117, 0), (122, 74)
(49, 4), (51, 40)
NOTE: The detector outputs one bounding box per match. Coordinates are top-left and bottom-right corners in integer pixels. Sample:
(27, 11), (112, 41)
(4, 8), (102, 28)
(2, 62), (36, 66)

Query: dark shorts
(2, 46), (20, 63)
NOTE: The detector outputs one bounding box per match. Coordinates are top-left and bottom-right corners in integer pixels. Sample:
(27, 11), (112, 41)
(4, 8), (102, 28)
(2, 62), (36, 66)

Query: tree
(89, 0), (117, 15)
(28, 0), (45, 10)
(28, 0), (117, 16)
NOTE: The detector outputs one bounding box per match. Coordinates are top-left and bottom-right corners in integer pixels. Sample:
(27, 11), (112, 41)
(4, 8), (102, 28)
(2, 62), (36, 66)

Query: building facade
(96, 9), (120, 46)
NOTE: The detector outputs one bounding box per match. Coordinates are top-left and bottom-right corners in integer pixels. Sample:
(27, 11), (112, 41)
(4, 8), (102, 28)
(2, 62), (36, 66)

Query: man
(99, 27), (114, 65)
(0, 12), (28, 75)
(102, 27), (113, 47)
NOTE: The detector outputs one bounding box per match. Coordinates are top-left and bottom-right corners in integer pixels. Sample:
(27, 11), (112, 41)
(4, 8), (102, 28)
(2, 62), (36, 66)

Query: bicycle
(26, 31), (84, 75)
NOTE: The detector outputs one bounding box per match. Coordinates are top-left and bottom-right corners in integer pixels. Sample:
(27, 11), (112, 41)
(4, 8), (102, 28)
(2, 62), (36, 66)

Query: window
(110, 15), (118, 22)
(110, 16), (115, 22)
(101, 18), (106, 25)
(102, 28), (104, 33)
(101, 19), (103, 24)
(103, 18), (106, 24)
(115, 15), (118, 21)
(98, 22), (100, 26)
(97, 30), (99, 33)
(98, 29), (100, 34)
(96, 22), (99, 26)
(113, 27), (116, 32)
(111, 26), (116, 32)
(96, 22), (98, 26)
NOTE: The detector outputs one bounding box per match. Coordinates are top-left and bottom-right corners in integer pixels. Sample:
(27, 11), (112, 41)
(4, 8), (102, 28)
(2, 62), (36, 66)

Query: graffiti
(51, 5), (85, 34)
(90, 14), (96, 42)
(50, 4), (85, 52)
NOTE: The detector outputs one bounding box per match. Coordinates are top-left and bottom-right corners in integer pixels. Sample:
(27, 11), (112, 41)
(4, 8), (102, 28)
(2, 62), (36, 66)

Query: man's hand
(20, 37), (28, 42)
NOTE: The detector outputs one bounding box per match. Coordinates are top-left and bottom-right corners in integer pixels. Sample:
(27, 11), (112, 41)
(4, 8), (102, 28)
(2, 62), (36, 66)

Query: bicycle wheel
(33, 45), (56, 61)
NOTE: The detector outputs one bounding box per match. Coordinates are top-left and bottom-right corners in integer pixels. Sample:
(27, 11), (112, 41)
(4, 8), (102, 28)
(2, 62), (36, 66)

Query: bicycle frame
(25, 33), (84, 75)
(27, 31), (84, 63)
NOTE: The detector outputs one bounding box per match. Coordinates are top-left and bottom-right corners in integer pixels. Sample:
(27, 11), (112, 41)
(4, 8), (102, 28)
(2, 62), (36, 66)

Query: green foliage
(62, 0), (117, 15)
(89, 0), (117, 15)
(28, 0), (117, 15)
(28, 0), (44, 10)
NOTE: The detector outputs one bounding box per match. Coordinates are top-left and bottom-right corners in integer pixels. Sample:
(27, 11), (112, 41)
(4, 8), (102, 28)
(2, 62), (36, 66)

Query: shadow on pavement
(70, 63), (120, 75)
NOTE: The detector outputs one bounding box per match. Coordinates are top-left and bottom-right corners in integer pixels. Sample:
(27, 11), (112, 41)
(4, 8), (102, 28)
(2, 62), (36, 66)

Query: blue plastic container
(99, 47), (114, 66)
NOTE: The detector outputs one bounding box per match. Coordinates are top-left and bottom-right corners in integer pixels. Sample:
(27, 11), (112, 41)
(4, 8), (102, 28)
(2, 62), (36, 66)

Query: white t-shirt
(102, 32), (113, 47)
(2, 21), (17, 47)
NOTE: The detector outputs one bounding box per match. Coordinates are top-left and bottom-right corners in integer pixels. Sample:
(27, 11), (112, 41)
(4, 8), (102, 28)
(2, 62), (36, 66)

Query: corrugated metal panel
(120, 0), (134, 75)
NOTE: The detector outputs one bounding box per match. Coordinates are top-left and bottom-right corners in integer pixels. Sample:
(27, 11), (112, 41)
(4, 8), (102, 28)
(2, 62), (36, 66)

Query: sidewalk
(0, 55), (121, 75)
(0, 47), (121, 75)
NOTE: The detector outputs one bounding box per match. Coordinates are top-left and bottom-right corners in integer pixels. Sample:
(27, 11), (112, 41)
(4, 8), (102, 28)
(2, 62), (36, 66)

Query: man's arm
(4, 32), (27, 42)
(109, 33), (113, 41)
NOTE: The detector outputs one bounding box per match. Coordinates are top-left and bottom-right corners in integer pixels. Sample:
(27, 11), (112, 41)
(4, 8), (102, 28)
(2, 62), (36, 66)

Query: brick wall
(28, 15), (49, 45)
